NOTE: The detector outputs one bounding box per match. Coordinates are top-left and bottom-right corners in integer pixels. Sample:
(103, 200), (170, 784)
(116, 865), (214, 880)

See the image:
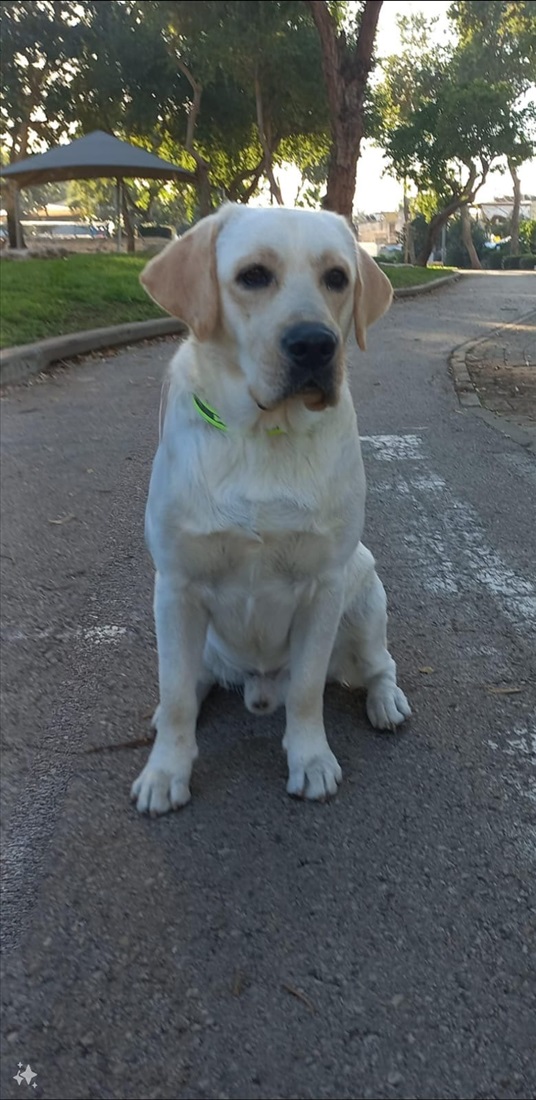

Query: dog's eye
(236, 264), (274, 289)
(324, 267), (349, 291)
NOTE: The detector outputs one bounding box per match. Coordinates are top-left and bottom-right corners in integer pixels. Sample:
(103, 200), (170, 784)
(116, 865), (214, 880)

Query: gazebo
(0, 130), (196, 249)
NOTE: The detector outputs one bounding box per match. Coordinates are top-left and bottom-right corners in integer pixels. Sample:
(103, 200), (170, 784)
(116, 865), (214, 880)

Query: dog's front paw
(366, 681), (411, 732)
(131, 763), (191, 816)
(286, 749), (342, 802)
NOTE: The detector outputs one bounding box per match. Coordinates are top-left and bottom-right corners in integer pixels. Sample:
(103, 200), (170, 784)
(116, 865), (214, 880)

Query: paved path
(1, 273), (535, 1100)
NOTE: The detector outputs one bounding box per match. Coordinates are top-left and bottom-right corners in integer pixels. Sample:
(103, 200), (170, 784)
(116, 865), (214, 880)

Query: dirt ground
(465, 308), (536, 430)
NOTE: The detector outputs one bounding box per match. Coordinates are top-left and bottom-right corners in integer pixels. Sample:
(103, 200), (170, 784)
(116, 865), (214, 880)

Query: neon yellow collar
(192, 394), (284, 435)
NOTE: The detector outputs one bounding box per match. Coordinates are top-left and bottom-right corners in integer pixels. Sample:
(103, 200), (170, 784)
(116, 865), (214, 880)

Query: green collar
(192, 393), (284, 435)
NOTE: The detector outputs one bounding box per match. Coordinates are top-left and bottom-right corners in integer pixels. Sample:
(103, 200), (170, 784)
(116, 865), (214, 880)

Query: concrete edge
(449, 306), (536, 454)
(0, 271), (463, 387)
(392, 271), (462, 299)
(0, 317), (187, 386)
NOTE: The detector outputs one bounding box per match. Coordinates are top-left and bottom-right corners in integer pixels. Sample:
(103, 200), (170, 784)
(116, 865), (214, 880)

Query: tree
(448, 1), (536, 257)
(305, 0), (383, 217)
(0, 0), (85, 246)
(157, 1), (329, 214)
(383, 76), (534, 265)
(372, 12), (448, 261)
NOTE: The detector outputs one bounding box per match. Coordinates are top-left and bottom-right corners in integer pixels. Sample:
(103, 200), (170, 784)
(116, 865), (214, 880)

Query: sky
(279, 0), (536, 214)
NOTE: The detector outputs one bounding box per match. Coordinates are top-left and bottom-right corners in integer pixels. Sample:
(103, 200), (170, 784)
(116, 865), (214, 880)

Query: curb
(0, 271), (461, 387)
(393, 272), (462, 299)
(0, 317), (187, 386)
(449, 307), (536, 454)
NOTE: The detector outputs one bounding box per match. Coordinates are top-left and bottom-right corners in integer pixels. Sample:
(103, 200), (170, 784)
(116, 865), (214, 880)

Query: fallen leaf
(48, 513), (76, 525)
(281, 983), (315, 1013)
(418, 666), (434, 674)
(486, 685), (524, 695)
(232, 970), (247, 997)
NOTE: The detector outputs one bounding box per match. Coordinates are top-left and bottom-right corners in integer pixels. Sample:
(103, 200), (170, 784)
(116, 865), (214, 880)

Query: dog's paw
(131, 764), (191, 816)
(366, 682), (411, 732)
(287, 749), (343, 802)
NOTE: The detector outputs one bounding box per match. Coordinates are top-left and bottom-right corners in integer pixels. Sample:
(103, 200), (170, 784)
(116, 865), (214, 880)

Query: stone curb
(0, 317), (187, 386)
(449, 307), (536, 454)
(0, 272), (463, 386)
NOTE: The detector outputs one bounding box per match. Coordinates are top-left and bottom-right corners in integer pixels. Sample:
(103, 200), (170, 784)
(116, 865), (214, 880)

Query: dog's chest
(177, 495), (342, 584)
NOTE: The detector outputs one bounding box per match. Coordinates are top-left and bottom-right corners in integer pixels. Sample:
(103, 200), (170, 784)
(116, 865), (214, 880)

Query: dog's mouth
(255, 384), (334, 415)
(300, 387), (330, 412)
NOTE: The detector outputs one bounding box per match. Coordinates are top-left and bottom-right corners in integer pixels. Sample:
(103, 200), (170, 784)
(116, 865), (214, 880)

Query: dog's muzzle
(280, 322), (340, 410)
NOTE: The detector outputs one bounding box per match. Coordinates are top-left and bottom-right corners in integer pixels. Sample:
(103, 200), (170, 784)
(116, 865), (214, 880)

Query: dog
(131, 203), (410, 815)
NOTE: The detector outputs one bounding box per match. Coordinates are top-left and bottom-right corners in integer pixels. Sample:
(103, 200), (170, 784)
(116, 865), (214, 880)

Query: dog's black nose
(281, 323), (339, 371)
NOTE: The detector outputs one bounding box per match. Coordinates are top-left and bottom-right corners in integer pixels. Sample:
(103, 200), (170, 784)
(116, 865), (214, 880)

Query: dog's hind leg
(330, 545), (411, 731)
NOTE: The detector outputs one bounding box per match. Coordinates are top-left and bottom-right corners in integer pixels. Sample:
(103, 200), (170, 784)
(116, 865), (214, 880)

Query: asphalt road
(1, 272), (535, 1100)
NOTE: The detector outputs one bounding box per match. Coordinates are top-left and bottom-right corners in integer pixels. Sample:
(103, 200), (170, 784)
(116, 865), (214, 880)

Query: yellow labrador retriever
(132, 203), (410, 815)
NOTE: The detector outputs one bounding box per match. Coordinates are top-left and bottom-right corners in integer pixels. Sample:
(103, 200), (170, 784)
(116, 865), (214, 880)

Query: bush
(519, 219), (536, 255)
(519, 254), (536, 269)
(481, 238), (510, 269)
(503, 255), (521, 269)
(138, 224), (173, 239)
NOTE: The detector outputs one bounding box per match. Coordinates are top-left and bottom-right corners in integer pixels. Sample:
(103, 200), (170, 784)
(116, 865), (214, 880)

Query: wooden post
(13, 185), (22, 250)
(116, 179), (122, 252)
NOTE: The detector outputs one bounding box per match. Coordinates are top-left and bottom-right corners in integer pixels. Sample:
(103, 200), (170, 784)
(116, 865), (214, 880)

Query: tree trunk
(195, 164), (213, 218)
(307, 0), (383, 219)
(403, 183), (414, 264)
(415, 167), (481, 266)
(6, 190), (25, 250)
(415, 209), (452, 267)
(121, 189), (135, 253)
(508, 158), (521, 257)
(460, 203), (481, 269)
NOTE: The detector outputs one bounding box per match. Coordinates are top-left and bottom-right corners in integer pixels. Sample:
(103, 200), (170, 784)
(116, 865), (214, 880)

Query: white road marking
(363, 434), (536, 627)
(359, 434), (425, 461)
(363, 430), (535, 862)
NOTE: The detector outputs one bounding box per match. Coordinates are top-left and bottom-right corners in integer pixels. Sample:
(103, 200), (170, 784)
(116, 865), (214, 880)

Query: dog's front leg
(131, 573), (208, 815)
(284, 581), (344, 801)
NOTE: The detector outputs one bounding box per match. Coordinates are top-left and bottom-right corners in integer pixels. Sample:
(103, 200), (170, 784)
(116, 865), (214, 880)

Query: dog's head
(141, 204), (392, 413)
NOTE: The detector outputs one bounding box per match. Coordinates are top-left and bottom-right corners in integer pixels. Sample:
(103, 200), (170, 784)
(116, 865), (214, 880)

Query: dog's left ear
(354, 245), (393, 352)
(140, 210), (224, 340)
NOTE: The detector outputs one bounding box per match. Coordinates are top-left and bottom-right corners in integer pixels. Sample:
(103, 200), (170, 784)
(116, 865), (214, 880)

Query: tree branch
(175, 55), (210, 170)
(254, 74), (284, 204)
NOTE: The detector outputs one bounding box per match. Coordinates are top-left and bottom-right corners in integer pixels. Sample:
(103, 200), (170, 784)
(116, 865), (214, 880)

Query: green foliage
(444, 215), (489, 268)
(0, 1), (86, 158)
(502, 253), (536, 269)
(519, 218), (536, 253)
(385, 79), (532, 205)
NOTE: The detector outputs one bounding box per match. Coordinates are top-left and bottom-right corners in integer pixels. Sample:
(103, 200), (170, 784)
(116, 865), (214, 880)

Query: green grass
(0, 252), (458, 349)
(379, 263), (456, 288)
(0, 253), (165, 348)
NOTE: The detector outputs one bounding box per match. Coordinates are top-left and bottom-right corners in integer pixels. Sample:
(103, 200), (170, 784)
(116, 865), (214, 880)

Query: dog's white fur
(131, 204), (410, 814)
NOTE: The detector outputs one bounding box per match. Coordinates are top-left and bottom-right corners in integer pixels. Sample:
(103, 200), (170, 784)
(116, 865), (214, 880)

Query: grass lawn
(0, 253), (165, 348)
(0, 252), (457, 348)
(379, 263), (456, 288)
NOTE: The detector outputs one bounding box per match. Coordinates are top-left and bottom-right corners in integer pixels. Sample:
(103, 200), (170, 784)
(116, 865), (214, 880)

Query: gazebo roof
(0, 130), (195, 188)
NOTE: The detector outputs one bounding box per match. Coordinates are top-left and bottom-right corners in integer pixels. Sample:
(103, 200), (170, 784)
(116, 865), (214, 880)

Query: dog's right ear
(140, 211), (223, 340)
